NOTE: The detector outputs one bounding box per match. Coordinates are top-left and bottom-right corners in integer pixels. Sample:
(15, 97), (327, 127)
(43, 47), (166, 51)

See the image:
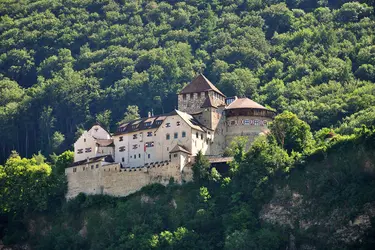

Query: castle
(65, 74), (275, 198)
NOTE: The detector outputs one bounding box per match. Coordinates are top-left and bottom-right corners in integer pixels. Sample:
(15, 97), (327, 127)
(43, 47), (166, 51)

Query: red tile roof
(179, 74), (225, 97)
(225, 97), (268, 110)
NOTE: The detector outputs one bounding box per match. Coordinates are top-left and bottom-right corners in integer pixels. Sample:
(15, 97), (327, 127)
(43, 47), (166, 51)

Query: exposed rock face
(260, 186), (375, 248)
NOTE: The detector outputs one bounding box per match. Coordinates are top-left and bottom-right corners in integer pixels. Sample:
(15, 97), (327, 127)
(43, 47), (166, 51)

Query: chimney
(148, 111), (151, 118)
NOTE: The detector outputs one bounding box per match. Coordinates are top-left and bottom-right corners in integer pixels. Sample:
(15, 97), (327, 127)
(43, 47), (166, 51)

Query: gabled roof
(225, 97), (268, 110)
(96, 139), (114, 147)
(170, 144), (191, 155)
(179, 74), (225, 97)
(201, 95), (217, 108)
(71, 155), (115, 167)
(173, 109), (207, 132)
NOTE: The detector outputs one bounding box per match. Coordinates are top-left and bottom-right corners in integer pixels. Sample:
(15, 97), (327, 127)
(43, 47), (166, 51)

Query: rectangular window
(83, 167), (85, 171)
(85, 147), (92, 153)
(205, 92), (208, 97)
(139, 153), (141, 158)
(196, 132), (198, 138)
(244, 119), (250, 125)
(133, 144), (138, 149)
(147, 131), (153, 137)
(197, 92), (201, 98)
(133, 134), (138, 139)
(254, 120), (259, 126)
(174, 154), (178, 157)
(183, 94), (186, 100)
(84, 138), (86, 142)
(145, 122), (151, 126)
(166, 123), (171, 128)
(190, 93), (194, 99)
(134, 154), (136, 159)
(96, 164), (99, 168)
(174, 132), (178, 139)
(91, 165), (94, 169)
(166, 134), (170, 140)
(148, 154), (151, 159)
(145, 142), (154, 148)
(177, 121), (181, 126)
(73, 168), (77, 173)
(182, 131), (186, 137)
(119, 146), (126, 152)
(201, 134), (203, 140)
(119, 136), (123, 141)
(122, 157), (124, 162)
(231, 120), (236, 126)
(77, 149), (83, 154)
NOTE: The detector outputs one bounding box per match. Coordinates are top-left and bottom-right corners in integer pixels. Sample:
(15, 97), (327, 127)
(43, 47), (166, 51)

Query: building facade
(65, 74), (276, 199)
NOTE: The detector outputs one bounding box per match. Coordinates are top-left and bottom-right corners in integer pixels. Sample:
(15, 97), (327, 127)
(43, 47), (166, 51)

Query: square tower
(178, 74), (226, 114)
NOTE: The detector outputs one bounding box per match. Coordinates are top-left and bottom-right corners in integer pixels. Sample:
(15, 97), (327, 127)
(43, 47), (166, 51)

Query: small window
(84, 138), (86, 142)
(91, 165), (94, 169)
(96, 164), (99, 168)
(133, 144), (138, 149)
(73, 168), (77, 173)
(231, 120), (236, 126)
(134, 154), (136, 159)
(174, 154), (178, 157)
(196, 132), (198, 138)
(244, 119), (250, 125)
(174, 132), (178, 139)
(263, 120), (268, 126)
(148, 154), (150, 159)
(139, 154), (141, 158)
(177, 121), (181, 126)
(119, 136), (123, 141)
(77, 149), (83, 154)
(190, 93), (194, 99)
(197, 92), (201, 98)
(85, 147), (92, 153)
(183, 94), (186, 100)
(201, 134), (203, 140)
(205, 92), (208, 97)
(145, 122), (151, 126)
(166, 123), (171, 128)
(166, 134), (170, 140)
(133, 134), (138, 139)
(167, 147), (169, 151)
(254, 120), (259, 126)
(182, 131), (186, 137)
(169, 154), (171, 160)
(122, 157), (124, 162)
(147, 131), (153, 137)
(119, 146), (126, 152)
(83, 167), (85, 171)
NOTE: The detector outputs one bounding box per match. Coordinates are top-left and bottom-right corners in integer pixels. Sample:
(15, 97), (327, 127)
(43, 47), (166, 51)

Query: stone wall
(65, 161), (192, 199)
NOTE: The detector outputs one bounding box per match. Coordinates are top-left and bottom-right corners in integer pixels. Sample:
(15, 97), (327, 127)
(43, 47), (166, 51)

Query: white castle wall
(65, 157), (193, 199)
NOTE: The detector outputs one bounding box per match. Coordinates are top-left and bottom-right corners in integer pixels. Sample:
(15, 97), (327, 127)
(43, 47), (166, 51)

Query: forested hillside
(1, 0), (375, 162)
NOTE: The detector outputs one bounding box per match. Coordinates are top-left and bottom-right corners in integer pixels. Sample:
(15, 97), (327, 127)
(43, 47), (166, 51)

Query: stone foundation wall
(65, 162), (192, 199)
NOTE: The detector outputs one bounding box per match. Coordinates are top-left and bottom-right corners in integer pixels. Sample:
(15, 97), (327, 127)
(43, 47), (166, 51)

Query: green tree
(269, 111), (314, 154)
(192, 150), (210, 183)
(118, 105), (140, 124)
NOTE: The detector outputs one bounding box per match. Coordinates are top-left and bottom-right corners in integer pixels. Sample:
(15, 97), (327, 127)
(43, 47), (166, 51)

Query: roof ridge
(179, 74), (225, 97)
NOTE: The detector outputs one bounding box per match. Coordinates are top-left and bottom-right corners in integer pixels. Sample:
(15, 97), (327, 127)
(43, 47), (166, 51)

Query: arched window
(166, 134), (170, 140)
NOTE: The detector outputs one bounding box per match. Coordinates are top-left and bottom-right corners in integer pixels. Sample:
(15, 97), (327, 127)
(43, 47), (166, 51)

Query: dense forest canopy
(0, 0), (374, 162)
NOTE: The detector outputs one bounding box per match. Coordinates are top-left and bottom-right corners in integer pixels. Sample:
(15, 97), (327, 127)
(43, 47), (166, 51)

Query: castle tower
(178, 74), (226, 114)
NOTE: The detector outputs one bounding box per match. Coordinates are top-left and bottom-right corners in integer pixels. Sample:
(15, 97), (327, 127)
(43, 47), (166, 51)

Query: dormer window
(145, 122), (151, 126)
